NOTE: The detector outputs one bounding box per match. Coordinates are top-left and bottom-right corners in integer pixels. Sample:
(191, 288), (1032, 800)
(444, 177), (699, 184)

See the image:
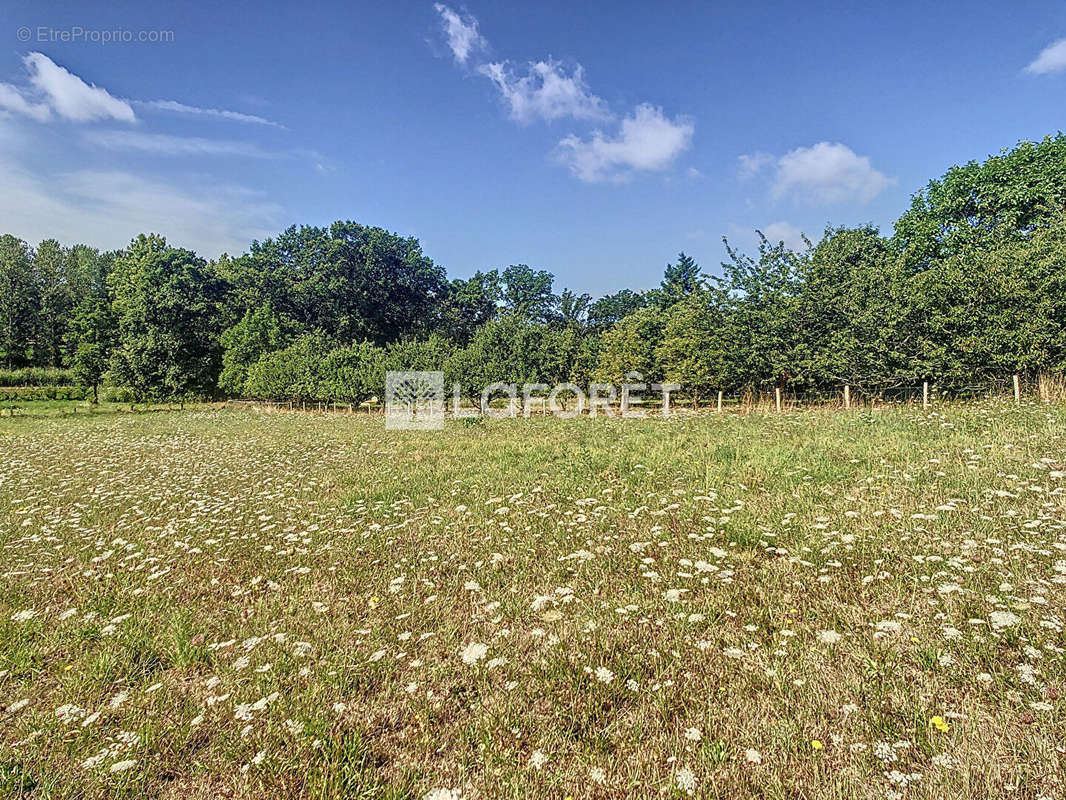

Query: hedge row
(0, 385), (88, 402)
(0, 367), (76, 387)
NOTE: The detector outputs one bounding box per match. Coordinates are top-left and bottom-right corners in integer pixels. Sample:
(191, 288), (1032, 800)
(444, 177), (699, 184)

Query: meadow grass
(0, 403), (1064, 799)
(0, 400), (193, 418)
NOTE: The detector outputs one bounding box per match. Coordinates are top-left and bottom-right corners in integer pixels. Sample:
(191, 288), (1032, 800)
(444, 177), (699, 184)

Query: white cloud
(23, 52), (134, 122)
(84, 130), (279, 158)
(0, 154), (281, 257)
(434, 3), (486, 65)
(1025, 38), (1066, 75)
(431, 6), (694, 182)
(770, 142), (892, 204)
(140, 99), (282, 127)
(0, 82), (51, 122)
(736, 151), (773, 179)
(556, 104), (693, 183)
(761, 221), (808, 251)
(2, 54), (279, 130)
(478, 59), (609, 124)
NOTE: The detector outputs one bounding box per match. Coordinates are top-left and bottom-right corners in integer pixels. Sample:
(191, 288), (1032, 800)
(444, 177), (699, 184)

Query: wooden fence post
(717, 390), (723, 412)
(844, 385), (850, 410)
(922, 382), (929, 409)
(775, 387), (782, 413)
(1013, 374), (1021, 405)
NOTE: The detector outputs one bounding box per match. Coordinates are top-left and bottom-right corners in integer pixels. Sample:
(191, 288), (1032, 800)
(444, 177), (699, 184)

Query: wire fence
(225, 373), (1066, 417)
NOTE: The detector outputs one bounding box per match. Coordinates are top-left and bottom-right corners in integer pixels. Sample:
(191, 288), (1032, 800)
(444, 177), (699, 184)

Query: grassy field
(0, 404), (1064, 799)
(0, 400), (209, 418)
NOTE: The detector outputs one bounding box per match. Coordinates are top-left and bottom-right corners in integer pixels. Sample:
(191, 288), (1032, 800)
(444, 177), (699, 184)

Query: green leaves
(7, 129), (1066, 405)
(793, 225), (907, 391)
(654, 251), (704, 308)
(657, 291), (725, 403)
(0, 235), (38, 369)
(108, 234), (226, 402)
(234, 222), (448, 346)
(218, 305), (296, 396)
(894, 134), (1066, 271)
(67, 292), (115, 403)
(594, 306), (666, 384)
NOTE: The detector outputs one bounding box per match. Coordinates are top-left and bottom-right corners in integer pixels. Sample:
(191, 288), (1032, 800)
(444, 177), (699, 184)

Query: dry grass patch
(0, 404), (1064, 798)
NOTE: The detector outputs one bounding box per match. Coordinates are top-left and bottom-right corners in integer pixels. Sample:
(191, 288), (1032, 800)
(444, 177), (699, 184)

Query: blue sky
(1, 1), (1066, 296)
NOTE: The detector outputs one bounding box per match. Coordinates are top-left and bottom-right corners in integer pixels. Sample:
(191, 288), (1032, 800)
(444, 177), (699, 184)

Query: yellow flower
(810, 740), (823, 750)
(930, 715), (949, 733)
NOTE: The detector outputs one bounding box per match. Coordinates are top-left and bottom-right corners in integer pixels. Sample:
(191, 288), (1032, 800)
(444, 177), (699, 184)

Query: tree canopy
(4, 134), (1066, 404)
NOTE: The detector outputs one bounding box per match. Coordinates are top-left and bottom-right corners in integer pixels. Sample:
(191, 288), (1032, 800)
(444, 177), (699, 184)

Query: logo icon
(385, 371), (445, 430)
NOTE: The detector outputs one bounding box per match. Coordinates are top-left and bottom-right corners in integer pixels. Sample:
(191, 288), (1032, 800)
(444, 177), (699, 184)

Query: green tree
(447, 316), (521, 404)
(1020, 217), (1066, 374)
(33, 239), (75, 367)
(232, 222), (447, 345)
(657, 291), (726, 407)
(793, 226), (908, 392)
(569, 332), (602, 388)
(594, 306), (666, 384)
(218, 305), (297, 396)
(587, 289), (646, 332)
(64, 244), (106, 304)
(907, 221), (1066, 387)
(717, 233), (804, 391)
(384, 334), (455, 372)
(318, 341), (385, 405)
(654, 252), (703, 308)
(437, 271), (500, 343)
(0, 235), (38, 368)
(499, 265), (557, 323)
(244, 332), (329, 404)
(444, 316), (586, 408)
(894, 134), (1066, 271)
(109, 234), (225, 402)
(557, 288), (592, 327)
(67, 294), (115, 403)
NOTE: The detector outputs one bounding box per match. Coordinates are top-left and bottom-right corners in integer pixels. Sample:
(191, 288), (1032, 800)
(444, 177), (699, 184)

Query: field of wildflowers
(0, 403), (1064, 798)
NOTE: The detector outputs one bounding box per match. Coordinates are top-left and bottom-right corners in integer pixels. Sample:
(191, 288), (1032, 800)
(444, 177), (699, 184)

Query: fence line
(226, 373), (1066, 417)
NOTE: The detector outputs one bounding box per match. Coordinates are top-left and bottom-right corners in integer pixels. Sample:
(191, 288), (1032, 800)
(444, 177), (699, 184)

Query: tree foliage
(219, 305), (296, 396)
(0, 234), (38, 368)
(109, 234), (225, 401)
(228, 222), (447, 345)
(6, 134), (1066, 404)
(894, 134), (1066, 271)
(594, 306), (665, 384)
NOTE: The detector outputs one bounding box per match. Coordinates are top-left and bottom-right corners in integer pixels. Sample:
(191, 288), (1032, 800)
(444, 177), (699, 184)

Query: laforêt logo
(385, 371), (446, 430)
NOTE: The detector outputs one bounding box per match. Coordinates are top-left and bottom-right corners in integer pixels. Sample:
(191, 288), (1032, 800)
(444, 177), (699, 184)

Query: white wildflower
(595, 666), (615, 684)
(461, 642), (488, 665)
(817, 630), (843, 645)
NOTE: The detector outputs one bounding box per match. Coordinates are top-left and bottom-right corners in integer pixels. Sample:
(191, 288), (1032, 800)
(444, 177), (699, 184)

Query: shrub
(100, 385), (136, 403)
(0, 367), (76, 386)
(0, 385), (87, 402)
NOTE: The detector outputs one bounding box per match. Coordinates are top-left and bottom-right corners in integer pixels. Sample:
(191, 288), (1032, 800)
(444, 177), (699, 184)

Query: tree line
(3, 134), (1066, 405)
